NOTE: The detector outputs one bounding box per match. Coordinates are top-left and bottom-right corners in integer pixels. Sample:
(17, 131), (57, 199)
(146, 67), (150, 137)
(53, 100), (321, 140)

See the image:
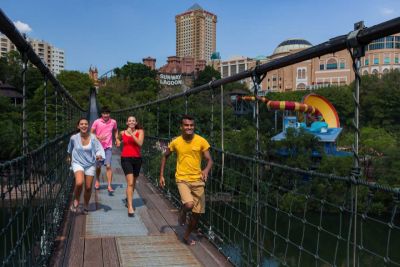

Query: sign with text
(159, 73), (182, 86)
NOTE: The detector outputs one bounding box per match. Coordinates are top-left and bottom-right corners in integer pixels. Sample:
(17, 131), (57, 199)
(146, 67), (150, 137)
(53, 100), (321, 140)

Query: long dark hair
(76, 117), (89, 133)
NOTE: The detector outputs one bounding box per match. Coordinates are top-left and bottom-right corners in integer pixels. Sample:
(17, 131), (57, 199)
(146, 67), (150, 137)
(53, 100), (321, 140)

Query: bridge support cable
(21, 50), (29, 156)
(251, 67), (267, 267)
(346, 21), (365, 267)
(44, 77), (48, 144)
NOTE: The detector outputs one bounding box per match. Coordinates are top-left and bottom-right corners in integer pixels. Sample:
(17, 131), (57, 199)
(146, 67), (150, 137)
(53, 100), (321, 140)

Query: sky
(1, 0), (399, 75)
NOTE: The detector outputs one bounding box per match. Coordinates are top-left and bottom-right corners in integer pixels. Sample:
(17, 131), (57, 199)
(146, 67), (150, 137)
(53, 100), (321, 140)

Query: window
(365, 58), (369, 66)
(238, 64), (245, 73)
(340, 60), (345, 69)
(373, 57), (379, 65)
(382, 68), (389, 74)
(222, 66), (229, 77)
(394, 54), (399, 64)
(372, 69), (379, 75)
(326, 58), (338, 70)
(320, 64), (324, 70)
(297, 83), (306, 90)
(230, 65), (237, 76)
(384, 54), (390, 64)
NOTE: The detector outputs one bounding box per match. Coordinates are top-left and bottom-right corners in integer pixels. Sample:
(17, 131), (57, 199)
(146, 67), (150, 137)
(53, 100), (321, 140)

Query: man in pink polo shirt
(91, 106), (119, 193)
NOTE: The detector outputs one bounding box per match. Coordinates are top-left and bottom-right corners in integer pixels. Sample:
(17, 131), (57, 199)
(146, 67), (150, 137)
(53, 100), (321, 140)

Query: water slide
(302, 94), (340, 128)
(239, 94), (340, 128)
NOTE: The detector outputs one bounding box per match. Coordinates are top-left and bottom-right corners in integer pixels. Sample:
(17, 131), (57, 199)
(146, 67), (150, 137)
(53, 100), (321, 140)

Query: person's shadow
(88, 202), (112, 212)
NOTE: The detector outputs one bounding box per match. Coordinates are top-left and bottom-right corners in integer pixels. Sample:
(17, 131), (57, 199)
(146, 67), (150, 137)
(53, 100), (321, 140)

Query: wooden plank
(137, 207), (162, 235)
(102, 237), (120, 267)
(135, 178), (175, 235)
(136, 176), (233, 267)
(48, 206), (73, 267)
(83, 238), (103, 267)
(62, 214), (86, 267)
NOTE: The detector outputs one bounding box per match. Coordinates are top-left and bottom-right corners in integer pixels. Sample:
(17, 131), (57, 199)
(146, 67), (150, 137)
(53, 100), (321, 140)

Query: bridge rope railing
(112, 17), (400, 267)
(0, 8), (86, 266)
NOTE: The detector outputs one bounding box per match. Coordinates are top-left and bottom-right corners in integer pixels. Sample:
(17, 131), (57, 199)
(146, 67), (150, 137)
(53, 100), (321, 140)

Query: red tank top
(121, 131), (141, 157)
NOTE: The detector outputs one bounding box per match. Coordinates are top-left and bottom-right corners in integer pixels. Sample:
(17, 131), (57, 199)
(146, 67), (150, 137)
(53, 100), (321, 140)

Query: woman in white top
(67, 118), (105, 213)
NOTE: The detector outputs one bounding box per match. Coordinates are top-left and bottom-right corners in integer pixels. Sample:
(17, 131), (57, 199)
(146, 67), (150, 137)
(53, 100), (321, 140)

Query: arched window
(363, 70), (369, 75)
(301, 69), (306, 79)
(327, 58), (338, 70)
(372, 69), (379, 75)
(297, 83), (306, 90)
(297, 69), (301, 79)
(382, 68), (389, 74)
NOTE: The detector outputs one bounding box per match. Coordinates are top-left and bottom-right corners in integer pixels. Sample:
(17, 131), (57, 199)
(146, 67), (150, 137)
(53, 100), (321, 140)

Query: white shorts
(71, 163), (96, 176)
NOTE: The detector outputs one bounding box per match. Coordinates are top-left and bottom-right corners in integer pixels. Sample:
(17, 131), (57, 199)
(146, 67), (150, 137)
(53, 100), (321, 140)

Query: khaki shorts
(176, 180), (205, 214)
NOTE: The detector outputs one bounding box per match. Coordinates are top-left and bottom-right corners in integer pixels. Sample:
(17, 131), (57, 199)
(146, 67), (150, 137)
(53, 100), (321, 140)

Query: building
(50, 47), (65, 75)
(142, 57), (156, 70)
(176, 4), (217, 63)
(262, 35), (400, 92)
(210, 55), (264, 90)
(0, 35), (16, 57)
(158, 56), (206, 74)
(361, 35), (400, 75)
(157, 55), (206, 91)
(88, 66), (99, 88)
(259, 38), (355, 92)
(211, 34), (400, 93)
(0, 34), (65, 75)
(0, 82), (22, 106)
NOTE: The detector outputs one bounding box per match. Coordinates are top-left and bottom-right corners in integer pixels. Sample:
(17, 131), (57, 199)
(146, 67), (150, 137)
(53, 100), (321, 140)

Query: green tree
(57, 70), (94, 109)
(0, 96), (21, 159)
(114, 62), (157, 80)
(193, 65), (221, 87)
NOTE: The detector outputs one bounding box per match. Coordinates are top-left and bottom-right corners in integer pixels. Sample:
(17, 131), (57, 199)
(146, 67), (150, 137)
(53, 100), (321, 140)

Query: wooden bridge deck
(50, 151), (231, 267)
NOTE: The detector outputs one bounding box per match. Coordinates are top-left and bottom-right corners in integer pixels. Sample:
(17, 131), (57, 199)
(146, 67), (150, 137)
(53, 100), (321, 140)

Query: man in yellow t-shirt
(159, 114), (213, 246)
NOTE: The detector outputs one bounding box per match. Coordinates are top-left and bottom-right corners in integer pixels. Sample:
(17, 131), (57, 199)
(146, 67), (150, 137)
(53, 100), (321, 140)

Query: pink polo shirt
(91, 118), (117, 149)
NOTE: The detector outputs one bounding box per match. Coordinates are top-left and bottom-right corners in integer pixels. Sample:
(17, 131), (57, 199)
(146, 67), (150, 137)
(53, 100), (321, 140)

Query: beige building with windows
(210, 34), (400, 93)
(176, 4), (217, 63)
(0, 34), (65, 75)
(361, 35), (400, 75)
(262, 39), (355, 92)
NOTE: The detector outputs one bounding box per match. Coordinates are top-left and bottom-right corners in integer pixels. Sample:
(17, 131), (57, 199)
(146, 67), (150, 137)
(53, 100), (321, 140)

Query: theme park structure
(239, 93), (351, 157)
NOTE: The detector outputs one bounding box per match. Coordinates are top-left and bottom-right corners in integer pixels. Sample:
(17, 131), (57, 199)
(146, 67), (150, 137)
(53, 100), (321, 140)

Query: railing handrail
(113, 16), (400, 113)
(0, 8), (85, 111)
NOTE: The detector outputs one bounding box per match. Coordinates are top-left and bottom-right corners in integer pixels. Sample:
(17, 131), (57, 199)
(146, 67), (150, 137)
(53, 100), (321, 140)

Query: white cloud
(380, 7), (395, 16)
(13, 20), (32, 34)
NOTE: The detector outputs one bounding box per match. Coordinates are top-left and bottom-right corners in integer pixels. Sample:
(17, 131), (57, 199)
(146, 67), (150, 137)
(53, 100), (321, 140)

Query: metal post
(44, 77), (48, 143)
(347, 21), (365, 267)
(252, 71), (261, 266)
(22, 51), (28, 155)
(156, 105), (159, 137)
(168, 98), (171, 139)
(185, 95), (188, 114)
(220, 85), (224, 190)
(55, 90), (58, 137)
(209, 79), (215, 144)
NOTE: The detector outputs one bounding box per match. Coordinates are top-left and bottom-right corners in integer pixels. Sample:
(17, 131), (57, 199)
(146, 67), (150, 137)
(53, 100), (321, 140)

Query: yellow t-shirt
(169, 134), (210, 182)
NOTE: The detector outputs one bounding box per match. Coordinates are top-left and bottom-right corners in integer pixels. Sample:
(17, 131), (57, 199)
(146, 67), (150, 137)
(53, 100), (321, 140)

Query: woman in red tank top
(117, 116), (144, 217)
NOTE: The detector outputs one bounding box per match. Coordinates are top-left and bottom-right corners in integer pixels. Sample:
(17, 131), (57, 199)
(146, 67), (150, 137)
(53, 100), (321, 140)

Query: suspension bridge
(1, 8), (400, 267)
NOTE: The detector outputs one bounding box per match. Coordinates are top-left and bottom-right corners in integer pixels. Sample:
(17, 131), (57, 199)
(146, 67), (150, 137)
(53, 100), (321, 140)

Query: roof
(0, 83), (22, 98)
(273, 38), (312, 55)
(187, 3), (203, 11)
(0, 89), (22, 98)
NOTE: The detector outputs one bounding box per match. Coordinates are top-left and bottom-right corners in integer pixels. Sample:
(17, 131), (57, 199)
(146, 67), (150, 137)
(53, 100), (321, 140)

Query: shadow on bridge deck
(50, 149), (231, 267)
